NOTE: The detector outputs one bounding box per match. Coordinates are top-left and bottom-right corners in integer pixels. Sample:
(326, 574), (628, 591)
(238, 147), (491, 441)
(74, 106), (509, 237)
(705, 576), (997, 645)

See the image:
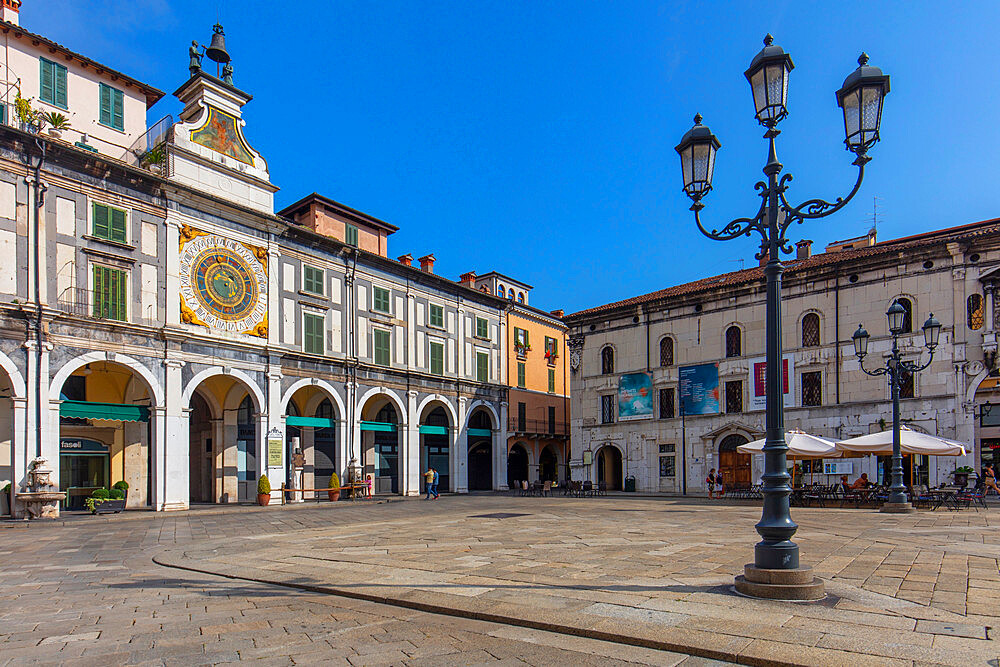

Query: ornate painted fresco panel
(190, 106), (255, 165)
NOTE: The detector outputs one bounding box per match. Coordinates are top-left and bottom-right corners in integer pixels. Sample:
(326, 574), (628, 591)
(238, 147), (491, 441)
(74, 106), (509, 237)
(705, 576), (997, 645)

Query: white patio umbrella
(835, 426), (967, 457)
(737, 429), (839, 459)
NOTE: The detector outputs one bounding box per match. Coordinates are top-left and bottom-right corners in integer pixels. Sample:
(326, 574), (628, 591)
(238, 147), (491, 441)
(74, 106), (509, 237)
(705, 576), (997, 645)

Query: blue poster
(618, 372), (653, 421)
(679, 363), (720, 415)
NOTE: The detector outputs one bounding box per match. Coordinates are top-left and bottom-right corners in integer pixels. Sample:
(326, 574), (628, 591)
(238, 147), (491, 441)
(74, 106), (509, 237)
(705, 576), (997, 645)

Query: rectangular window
(517, 402), (526, 431)
(476, 316), (489, 339)
(659, 456), (676, 478)
(659, 444), (676, 453)
(514, 327), (529, 354)
(373, 329), (391, 366)
(658, 388), (675, 419)
(801, 371), (822, 406)
(517, 362), (526, 388)
(92, 265), (127, 321)
(725, 380), (743, 414)
(91, 202), (127, 243)
(303, 312), (325, 354)
(429, 341), (444, 375)
(601, 395), (615, 424)
(476, 351), (489, 382)
(99, 83), (124, 131)
(373, 286), (391, 313)
(900, 370), (915, 399)
(345, 223), (359, 247)
(548, 406), (556, 434)
(547, 368), (555, 393)
(544, 336), (558, 364)
(39, 58), (67, 108)
(302, 265), (324, 295)
(429, 303), (444, 328)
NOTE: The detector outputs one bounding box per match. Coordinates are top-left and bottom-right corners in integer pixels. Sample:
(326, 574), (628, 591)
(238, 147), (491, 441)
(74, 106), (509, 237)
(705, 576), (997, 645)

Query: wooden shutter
(40, 59), (54, 104)
(111, 88), (124, 130)
(99, 84), (112, 126)
(477, 352), (488, 382)
(54, 63), (67, 108)
(110, 207), (126, 242)
(430, 342), (443, 375)
(92, 203), (110, 239)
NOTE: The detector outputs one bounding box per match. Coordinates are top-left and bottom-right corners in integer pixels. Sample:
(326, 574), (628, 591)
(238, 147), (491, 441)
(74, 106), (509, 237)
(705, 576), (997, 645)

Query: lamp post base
(879, 501), (915, 514)
(734, 564), (825, 601)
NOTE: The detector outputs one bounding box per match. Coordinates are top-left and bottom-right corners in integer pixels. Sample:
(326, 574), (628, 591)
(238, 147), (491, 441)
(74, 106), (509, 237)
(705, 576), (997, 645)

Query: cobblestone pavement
(0, 499), (729, 667)
(153, 495), (1000, 666)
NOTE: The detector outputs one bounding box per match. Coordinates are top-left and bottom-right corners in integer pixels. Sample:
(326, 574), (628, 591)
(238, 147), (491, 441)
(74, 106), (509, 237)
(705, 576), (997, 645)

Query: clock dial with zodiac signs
(178, 232), (268, 336)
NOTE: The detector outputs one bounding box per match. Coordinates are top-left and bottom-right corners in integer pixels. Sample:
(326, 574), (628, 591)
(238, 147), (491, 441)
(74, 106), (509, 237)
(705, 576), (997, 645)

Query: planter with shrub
(952, 466), (975, 488)
(86, 487), (126, 514)
(112, 480), (129, 504)
(328, 473), (341, 502)
(257, 475), (271, 505)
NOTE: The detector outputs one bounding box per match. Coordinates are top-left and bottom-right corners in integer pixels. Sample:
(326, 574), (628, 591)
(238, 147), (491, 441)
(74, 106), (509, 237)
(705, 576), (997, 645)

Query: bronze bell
(205, 23), (230, 64)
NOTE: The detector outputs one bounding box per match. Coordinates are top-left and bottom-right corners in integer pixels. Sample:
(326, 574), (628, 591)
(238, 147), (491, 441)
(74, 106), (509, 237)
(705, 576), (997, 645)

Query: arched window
(508, 289), (515, 300)
(659, 336), (674, 367)
(517, 292), (525, 303)
(497, 285), (505, 297)
(894, 298), (913, 333)
(725, 326), (742, 358)
(237, 395), (254, 425)
(968, 294), (985, 330)
(801, 313), (820, 347)
(601, 346), (614, 374)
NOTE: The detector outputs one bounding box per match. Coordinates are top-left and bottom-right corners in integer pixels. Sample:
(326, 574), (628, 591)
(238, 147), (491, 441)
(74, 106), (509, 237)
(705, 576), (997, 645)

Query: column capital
(406, 390), (419, 399)
(266, 371), (283, 382)
(163, 358), (186, 369)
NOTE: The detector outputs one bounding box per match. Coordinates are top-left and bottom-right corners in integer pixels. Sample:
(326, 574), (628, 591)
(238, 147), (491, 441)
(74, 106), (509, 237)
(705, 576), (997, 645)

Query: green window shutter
(92, 203), (110, 239)
(346, 224), (358, 246)
(429, 304), (443, 328)
(548, 368), (556, 393)
(54, 63), (67, 108)
(476, 352), (489, 383)
(430, 341), (444, 375)
(517, 362), (525, 388)
(303, 313), (324, 354)
(93, 265), (127, 321)
(476, 317), (488, 339)
(110, 207), (126, 242)
(303, 265), (324, 294)
(374, 286), (390, 313)
(99, 83), (112, 126)
(374, 329), (391, 366)
(111, 87), (124, 130)
(39, 59), (54, 104)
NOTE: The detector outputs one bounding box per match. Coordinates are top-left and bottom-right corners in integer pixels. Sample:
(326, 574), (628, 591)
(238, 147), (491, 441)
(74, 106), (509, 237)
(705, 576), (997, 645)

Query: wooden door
(719, 450), (751, 487)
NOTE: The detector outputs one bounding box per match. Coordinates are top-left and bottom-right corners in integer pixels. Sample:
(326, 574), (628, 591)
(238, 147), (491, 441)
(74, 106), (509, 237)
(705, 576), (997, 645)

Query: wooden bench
(278, 482), (371, 504)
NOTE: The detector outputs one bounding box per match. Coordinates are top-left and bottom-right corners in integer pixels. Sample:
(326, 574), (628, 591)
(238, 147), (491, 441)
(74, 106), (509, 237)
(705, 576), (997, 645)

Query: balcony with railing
(56, 287), (160, 328)
(508, 417), (569, 437)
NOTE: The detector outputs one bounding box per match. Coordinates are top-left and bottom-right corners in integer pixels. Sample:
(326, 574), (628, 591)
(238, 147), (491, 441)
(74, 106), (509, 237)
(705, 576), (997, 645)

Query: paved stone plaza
(1, 497), (998, 665)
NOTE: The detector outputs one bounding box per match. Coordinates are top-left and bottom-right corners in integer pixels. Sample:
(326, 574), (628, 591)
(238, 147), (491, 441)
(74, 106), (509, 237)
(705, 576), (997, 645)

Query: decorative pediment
(699, 420), (762, 441)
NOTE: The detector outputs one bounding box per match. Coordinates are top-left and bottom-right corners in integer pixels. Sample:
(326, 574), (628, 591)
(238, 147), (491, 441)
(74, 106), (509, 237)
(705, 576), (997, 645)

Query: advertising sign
(679, 363), (720, 415)
(267, 427), (283, 467)
(748, 355), (794, 410)
(618, 372), (654, 421)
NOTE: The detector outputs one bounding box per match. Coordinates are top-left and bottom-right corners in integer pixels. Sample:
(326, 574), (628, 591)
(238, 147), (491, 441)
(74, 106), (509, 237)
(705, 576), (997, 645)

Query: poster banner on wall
(679, 363), (720, 415)
(618, 372), (654, 421)
(748, 356), (794, 410)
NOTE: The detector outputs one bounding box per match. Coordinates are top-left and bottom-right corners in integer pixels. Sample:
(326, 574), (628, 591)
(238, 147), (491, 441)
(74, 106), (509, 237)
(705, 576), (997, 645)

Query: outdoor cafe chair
(597, 481), (607, 496)
(542, 480), (552, 497)
(582, 480), (593, 497)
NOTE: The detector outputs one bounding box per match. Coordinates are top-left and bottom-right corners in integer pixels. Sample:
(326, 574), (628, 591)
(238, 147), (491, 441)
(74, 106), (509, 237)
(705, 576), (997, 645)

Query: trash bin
(624, 476), (636, 492)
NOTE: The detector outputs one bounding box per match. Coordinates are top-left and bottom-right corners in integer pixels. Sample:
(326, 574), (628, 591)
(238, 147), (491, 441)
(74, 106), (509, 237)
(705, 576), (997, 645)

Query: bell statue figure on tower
(222, 62), (234, 85)
(188, 40), (203, 75)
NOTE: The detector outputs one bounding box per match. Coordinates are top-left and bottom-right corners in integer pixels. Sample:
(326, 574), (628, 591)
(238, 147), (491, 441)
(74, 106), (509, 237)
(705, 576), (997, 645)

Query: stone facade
(566, 226), (999, 494)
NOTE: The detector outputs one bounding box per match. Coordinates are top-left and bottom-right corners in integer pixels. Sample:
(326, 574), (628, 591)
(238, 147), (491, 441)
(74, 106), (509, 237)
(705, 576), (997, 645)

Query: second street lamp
(676, 35), (889, 600)
(853, 307), (942, 512)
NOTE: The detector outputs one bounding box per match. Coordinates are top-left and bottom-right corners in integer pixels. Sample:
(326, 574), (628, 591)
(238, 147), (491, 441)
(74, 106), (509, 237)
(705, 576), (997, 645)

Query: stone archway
(419, 403), (451, 494)
(539, 444), (558, 482)
(718, 433), (750, 489)
(467, 408), (494, 491)
(507, 442), (529, 488)
(595, 444), (623, 490)
(360, 394), (402, 495)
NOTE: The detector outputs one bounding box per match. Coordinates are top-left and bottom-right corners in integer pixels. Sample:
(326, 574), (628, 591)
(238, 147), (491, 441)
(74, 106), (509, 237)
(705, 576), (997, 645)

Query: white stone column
(404, 390), (419, 495)
(406, 293), (415, 369)
(28, 342), (59, 485)
(265, 369), (285, 497)
(339, 381), (353, 482)
(456, 396), (468, 493)
(494, 400), (509, 490)
(10, 396), (26, 492)
(161, 359), (188, 511)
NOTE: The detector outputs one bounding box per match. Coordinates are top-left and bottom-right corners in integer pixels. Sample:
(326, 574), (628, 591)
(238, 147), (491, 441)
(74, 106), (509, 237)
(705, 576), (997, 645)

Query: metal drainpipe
(346, 248), (358, 468)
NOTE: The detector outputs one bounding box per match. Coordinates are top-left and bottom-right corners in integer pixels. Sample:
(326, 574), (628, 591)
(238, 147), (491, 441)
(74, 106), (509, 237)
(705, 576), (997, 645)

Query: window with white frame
(373, 285), (391, 314)
(303, 311), (325, 354)
(302, 265), (324, 295)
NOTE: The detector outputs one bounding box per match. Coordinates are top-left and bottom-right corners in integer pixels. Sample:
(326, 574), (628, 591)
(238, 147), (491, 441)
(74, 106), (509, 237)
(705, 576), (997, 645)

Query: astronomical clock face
(178, 231), (268, 336)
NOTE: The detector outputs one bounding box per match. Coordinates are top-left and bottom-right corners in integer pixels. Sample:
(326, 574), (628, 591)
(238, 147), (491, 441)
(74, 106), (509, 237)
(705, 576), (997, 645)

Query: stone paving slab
(151, 496), (1000, 666)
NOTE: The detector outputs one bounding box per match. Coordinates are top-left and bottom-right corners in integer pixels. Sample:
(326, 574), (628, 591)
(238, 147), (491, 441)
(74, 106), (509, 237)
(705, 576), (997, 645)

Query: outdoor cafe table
(927, 487), (963, 511)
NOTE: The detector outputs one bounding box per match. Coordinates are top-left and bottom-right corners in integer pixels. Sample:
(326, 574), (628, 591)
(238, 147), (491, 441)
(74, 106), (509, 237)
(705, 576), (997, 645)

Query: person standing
(423, 467), (435, 500)
(431, 467), (440, 500)
(706, 468), (718, 499)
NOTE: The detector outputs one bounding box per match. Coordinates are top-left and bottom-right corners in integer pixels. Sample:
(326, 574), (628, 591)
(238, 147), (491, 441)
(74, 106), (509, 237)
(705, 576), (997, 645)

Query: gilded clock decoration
(178, 231), (267, 337)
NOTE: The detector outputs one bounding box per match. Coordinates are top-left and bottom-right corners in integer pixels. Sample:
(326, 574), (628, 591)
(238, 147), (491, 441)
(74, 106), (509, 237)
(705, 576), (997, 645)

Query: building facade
(0, 9), (514, 515)
(566, 225), (997, 494)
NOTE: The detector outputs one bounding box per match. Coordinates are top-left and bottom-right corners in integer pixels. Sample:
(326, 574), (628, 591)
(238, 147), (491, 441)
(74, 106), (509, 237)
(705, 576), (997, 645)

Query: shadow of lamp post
(675, 35), (890, 599)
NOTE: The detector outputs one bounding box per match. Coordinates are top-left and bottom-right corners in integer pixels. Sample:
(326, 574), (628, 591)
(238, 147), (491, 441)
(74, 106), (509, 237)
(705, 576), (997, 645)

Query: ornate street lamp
(853, 308), (942, 511)
(676, 35), (890, 600)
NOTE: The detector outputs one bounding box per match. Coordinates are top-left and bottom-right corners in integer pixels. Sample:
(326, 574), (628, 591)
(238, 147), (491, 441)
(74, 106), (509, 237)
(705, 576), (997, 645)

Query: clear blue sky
(29, 1), (1000, 314)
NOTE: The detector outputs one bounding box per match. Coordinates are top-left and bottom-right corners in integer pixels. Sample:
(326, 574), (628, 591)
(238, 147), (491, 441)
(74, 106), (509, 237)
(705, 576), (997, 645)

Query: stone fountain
(16, 457), (66, 519)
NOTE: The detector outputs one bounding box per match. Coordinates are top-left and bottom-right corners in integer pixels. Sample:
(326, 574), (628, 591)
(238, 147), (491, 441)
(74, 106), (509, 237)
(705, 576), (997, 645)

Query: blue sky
(27, 1), (1000, 314)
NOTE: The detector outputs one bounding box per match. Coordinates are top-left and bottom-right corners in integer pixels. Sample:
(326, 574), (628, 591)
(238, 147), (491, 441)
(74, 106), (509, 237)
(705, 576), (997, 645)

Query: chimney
(418, 254), (435, 274)
(550, 309), (564, 318)
(459, 271), (477, 287)
(796, 239), (812, 260)
(2, 0), (20, 25)
(397, 253), (412, 267)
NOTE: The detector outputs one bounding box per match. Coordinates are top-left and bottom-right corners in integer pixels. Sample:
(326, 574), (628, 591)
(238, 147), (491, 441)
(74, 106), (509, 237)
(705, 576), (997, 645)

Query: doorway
(507, 442), (529, 488)
(718, 433), (751, 488)
(596, 445), (622, 490)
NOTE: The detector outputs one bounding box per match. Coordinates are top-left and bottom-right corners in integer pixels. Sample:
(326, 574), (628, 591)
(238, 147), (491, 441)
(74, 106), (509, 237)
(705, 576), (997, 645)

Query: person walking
(423, 467), (435, 500)
(983, 464), (999, 496)
(431, 467), (440, 500)
(706, 468), (718, 499)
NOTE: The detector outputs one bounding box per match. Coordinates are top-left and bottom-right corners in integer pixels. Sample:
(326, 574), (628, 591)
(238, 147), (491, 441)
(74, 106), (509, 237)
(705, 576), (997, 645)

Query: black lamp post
(676, 36), (889, 598)
(852, 306), (942, 511)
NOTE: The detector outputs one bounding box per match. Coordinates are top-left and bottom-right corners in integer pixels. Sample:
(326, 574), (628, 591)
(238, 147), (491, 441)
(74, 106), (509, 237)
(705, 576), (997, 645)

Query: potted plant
(14, 93), (41, 133)
(41, 111), (71, 139)
(257, 474), (271, 505)
(952, 466), (974, 487)
(328, 472), (341, 502)
(112, 480), (129, 505)
(142, 145), (166, 173)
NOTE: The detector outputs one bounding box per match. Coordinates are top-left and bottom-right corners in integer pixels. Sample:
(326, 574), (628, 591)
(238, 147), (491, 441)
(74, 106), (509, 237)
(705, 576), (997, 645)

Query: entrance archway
(188, 391), (216, 503)
(539, 444), (558, 482)
(56, 360), (156, 510)
(285, 385), (340, 497)
(419, 404), (450, 494)
(718, 433), (750, 489)
(467, 408), (493, 490)
(360, 395), (401, 494)
(507, 442), (529, 488)
(596, 444), (622, 490)
(0, 366), (13, 509)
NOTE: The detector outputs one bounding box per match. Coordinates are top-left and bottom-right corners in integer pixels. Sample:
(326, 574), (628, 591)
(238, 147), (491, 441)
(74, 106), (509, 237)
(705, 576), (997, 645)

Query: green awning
(468, 428), (493, 437)
(419, 425), (449, 436)
(60, 400), (150, 422)
(361, 421), (396, 432)
(286, 416), (336, 428)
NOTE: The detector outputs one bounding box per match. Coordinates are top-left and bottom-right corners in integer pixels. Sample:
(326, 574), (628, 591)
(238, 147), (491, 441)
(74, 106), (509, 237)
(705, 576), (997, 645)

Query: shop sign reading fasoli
(178, 225), (268, 337)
